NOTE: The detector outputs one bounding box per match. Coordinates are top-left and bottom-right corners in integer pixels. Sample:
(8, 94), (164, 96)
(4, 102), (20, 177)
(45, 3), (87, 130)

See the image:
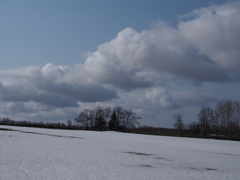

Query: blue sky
(0, 0), (239, 127)
(1, 0), (227, 68)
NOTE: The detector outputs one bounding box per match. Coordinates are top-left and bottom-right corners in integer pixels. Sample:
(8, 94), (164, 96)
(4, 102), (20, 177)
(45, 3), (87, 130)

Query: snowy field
(1, 125), (240, 180)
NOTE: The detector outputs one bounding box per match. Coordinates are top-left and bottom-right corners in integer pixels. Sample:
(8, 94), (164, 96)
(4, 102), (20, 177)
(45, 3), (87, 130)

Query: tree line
(173, 99), (240, 140)
(75, 105), (141, 132)
(0, 118), (82, 130)
(1, 99), (239, 140)
(0, 105), (141, 132)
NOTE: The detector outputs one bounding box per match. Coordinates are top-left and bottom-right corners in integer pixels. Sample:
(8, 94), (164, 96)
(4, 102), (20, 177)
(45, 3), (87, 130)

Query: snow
(1, 125), (240, 180)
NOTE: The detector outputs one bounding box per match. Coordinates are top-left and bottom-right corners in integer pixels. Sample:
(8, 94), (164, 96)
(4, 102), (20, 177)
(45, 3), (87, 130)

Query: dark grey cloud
(40, 82), (118, 102)
(0, 81), (78, 108)
(34, 94), (79, 108)
(6, 102), (35, 113)
(145, 46), (230, 82)
(0, 64), (117, 108)
(172, 91), (217, 107)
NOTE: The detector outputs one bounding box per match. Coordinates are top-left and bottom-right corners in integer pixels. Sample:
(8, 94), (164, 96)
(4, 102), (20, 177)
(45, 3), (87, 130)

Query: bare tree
(76, 106), (141, 132)
(94, 106), (108, 131)
(113, 106), (141, 131)
(75, 109), (95, 130)
(173, 113), (185, 136)
(104, 107), (112, 125)
(114, 106), (125, 124)
(67, 120), (72, 128)
(215, 99), (236, 138)
(122, 109), (141, 130)
(198, 107), (214, 138)
(213, 109), (221, 138)
(235, 101), (240, 138)
(186, 122), (200, 137)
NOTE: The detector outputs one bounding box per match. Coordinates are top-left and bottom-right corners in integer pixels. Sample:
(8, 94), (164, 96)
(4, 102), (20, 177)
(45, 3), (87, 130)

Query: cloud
(0, 63), (118, 108)
(179, 1), (240, 73)
(145, 87), (178, 109)
(84, 42), (154, 90)
(172, 90), (217, 107)
(0, 101), (79, 123)
(83, 1), (240, 89)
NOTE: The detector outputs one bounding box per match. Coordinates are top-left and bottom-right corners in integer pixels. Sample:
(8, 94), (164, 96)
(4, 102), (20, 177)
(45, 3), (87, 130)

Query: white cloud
(178, 1), (240, 73)
(145, 87), (177, 109)
(82, 1), (240, 88)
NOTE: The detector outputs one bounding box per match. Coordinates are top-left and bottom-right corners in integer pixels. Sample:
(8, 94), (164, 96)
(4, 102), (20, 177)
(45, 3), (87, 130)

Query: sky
(0, 0), (240, 128)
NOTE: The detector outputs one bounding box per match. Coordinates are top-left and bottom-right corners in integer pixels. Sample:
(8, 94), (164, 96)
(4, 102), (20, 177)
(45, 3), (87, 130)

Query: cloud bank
(85, 0), (240, 87)
(0, 63), (117, 108)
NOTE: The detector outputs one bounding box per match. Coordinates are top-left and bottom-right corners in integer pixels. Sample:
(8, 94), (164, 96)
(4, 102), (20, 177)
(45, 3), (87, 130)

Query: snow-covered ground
(1, 125), (240, 180)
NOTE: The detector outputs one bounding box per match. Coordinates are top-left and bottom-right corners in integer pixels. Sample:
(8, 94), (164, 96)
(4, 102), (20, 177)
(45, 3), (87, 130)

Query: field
(1, 125), (240, 180)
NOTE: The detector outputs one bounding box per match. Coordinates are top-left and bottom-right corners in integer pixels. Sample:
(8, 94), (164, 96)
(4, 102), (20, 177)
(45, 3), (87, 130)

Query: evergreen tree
(108, 110), (119, 131)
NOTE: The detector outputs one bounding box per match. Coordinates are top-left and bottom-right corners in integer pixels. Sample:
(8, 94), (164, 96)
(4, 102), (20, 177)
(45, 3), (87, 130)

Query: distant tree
(1, 117), (15, 125)
(114, 106), (125, 127)
(94, 106), (107, 131)
(75, 106), (141, 132)
(108, 110), (119, 131)
(75, 109), (94, 130)
(186, 122), (200, 137)
(121, 108), (141, 130)
(113, 106), (141, 131)
(213, 109), (221, 138)
(215, 99), (236, 138)
(198, 107), (214, 138)
(173, 113), (185, 136)
(235, 101), (240, 138)
(67, 120), (72, 128)
(104, 107), (112, 125)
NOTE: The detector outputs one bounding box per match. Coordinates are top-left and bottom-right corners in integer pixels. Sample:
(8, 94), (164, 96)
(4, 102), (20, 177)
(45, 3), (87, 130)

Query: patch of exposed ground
(18, 130), (84, 139)
(138, 164), (154, 168)
(189, 167), (217, 171)
(124, 151), (172, 161)
(154, 157), (173, 161)
(0, 128), (14, 131)
(0, 128), (83, 139)
(205, 168), (217, 171)
(124, 151), (153, 156)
